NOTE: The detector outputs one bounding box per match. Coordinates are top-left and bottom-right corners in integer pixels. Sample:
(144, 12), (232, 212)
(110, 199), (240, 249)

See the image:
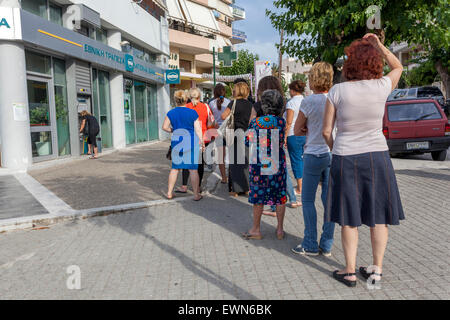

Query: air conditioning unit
(66, 4), (101, 29)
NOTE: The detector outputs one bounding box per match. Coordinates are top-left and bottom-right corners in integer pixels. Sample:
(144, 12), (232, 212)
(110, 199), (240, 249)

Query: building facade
(282, 57), (313, 95)
(0, 0), (171, 170)
(166, 0), (246, 101)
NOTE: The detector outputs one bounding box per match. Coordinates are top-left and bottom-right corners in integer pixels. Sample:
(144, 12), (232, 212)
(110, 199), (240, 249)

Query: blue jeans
(301, 153), (335, 253)
(287, 135), (306, 179)
(271, 173), (296, 211)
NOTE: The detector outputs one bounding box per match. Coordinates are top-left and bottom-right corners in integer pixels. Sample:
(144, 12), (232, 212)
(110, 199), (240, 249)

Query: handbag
(218, 99), (237, 146)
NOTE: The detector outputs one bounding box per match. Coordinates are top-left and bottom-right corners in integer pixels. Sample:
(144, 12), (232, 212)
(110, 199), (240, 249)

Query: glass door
(147, 84), (159, 141)
(134, 81), (149, 143)
(124, 79), (136, 145)
(27, 76), (57, 160)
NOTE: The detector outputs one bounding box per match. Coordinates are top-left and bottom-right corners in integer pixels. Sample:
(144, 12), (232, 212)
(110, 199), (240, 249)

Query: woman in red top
(176, 88), (215, 193)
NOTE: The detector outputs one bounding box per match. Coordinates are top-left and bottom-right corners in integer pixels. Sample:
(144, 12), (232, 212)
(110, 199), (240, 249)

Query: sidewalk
(0, 141), (218, 232)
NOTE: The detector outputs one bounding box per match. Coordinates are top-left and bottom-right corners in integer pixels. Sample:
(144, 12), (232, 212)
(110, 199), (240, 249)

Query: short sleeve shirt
(299, 94), (330, 155)
(285, 95), (304, 136)
(328, 76), (392, 156)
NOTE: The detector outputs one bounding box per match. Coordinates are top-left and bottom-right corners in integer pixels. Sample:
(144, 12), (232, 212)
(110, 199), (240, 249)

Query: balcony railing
(168, 19), (217, 40)
(231, 4), (245, 20)
(232, 28), (247, 43)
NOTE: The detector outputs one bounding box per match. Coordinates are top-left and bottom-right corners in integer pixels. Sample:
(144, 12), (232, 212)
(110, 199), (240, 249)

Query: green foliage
(291, 73), (308, 83)
(406, 61), (439, 87)
(220, 49), (260, 76)
(267, 0), (449, 68)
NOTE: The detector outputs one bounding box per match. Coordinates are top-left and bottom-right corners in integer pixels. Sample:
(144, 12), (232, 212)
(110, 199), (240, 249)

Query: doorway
(27, 76), (57, 160)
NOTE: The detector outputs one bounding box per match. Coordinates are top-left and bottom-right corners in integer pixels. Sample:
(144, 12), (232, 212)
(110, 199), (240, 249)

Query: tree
(291, 73), (308, 83)
(267, 0), (449, 96)
(220, 49), (259, 76)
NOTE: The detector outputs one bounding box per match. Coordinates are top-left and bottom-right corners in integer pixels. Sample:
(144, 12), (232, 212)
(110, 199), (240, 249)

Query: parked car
(388, 86), (448, 115)
(383, 98), (450, 161)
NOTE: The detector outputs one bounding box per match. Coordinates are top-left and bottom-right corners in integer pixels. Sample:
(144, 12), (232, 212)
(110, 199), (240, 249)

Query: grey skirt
(325, 151), (405, 227)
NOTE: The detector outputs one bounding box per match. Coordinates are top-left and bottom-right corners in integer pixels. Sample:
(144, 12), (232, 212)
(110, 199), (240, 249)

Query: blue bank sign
(0, 18), (11, 29)
(20, 9), (166, 84)
(165, 69), (181, 84)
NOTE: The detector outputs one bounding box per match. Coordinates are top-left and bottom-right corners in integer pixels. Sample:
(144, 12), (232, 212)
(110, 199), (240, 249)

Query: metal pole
(213, 47), (216, 88)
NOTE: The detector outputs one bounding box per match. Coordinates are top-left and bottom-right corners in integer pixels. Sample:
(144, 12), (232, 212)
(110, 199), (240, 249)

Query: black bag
(166, 146), (172, 161)
(83, 117), (89, 136)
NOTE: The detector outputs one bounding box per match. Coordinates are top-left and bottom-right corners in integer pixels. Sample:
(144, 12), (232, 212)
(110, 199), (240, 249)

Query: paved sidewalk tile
(0, 175), (48, 220)
(0, 166), (449, 299)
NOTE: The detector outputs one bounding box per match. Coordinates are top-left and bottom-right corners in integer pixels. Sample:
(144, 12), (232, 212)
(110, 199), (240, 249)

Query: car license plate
(406, 142), (430, 150)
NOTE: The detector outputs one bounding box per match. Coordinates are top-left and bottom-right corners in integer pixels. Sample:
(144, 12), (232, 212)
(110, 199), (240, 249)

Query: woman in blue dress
(243, 89), (287, 240)
(163, 90), (204, 201)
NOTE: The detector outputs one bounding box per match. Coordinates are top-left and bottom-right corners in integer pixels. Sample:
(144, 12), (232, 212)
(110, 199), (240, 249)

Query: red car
(383, 98), (450, 161)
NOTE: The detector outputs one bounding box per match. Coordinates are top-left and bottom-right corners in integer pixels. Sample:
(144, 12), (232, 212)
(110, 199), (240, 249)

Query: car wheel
(431, 150), (447, 161)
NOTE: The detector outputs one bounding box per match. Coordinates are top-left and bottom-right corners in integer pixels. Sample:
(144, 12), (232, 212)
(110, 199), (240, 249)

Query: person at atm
(79, 110), (100, 159)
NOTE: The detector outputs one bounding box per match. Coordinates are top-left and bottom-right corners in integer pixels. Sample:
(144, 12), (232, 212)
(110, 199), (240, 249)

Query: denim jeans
(271, 172), (296, 211)
(301, 153), (335, 252)
(287, 135), (306, 179)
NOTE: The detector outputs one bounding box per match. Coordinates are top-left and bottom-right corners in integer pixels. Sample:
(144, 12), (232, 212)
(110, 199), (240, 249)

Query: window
(26, 51), (51, 75)
(21, 0), (63, 26)
(95, 28), (108, 45)
(388, 103), (442, 122)
(49, 3), (63, 26)
(21, 0), (47, 19)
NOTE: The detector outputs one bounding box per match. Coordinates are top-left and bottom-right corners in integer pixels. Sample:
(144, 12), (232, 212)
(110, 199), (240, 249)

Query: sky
(232, 0), (282, 64)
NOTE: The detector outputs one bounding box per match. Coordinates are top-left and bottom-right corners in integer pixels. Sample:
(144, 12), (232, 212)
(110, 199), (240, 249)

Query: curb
(0, 195), (198, 234)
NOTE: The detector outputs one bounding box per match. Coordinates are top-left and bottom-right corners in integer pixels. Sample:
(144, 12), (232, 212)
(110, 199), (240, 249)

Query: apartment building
(166, 0), (246, 100)
(282, 57), (313, 95)
(0, 0), (171, 170)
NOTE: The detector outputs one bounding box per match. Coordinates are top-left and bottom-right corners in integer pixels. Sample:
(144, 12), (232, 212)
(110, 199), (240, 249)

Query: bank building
(0, 0), (172, 170)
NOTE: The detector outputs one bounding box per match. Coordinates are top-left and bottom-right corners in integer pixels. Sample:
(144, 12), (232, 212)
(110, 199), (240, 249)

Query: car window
(407, 88), (417, 97)
(417, 87), (443, 97)
(388, 89), (408, 100)
(388, 102), (442, 122)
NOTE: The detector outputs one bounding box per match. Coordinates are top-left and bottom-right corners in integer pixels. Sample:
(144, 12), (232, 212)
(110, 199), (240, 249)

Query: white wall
(75, 0), (169, 55)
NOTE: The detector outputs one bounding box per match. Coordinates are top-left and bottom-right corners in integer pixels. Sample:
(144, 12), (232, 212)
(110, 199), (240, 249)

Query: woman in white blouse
(323, 33), (405, 288)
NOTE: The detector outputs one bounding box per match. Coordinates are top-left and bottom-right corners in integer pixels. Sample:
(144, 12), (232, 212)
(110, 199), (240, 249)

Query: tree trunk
(435, 60), (449, 99)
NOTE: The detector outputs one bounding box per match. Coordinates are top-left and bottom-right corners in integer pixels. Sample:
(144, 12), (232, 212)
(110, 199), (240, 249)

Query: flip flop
(89, 156), (98, 160)
(276, 231), (285, 240)
(175, 188), (188, 194)
(263, 210), (277, 217)
(242, 232), (263, 240)
(193, 195), (203, 202)
(165, 193), (176, 200)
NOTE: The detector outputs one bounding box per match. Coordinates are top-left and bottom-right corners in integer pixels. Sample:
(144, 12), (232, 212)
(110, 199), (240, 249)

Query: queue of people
(162, 33), (405, 288)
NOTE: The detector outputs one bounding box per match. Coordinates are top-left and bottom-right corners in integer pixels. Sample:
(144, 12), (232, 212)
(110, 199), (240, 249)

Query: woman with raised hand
(163, 90), (204, 201)
(323, 33), (405, 287)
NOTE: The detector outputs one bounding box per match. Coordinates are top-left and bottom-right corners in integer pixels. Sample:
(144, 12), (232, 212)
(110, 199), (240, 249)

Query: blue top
(167, 107), (199, 150)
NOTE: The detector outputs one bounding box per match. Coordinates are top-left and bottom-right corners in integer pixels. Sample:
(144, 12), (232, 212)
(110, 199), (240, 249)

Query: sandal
(242, 232), (263, 240)
(287, 201), (302, 208)
(359, 267), (383, 283)
(193, 195), (203, 202)
(276, 231), (285, 240)
(165, 193), (176, 200)
(175, 187), (188, 194)
(333, 271), (357, 287)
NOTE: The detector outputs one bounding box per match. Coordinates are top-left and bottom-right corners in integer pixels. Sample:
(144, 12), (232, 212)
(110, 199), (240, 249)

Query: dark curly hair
(289, 80), (306, 94)
(260, 89), (285, 117)
(343, 38), (384, 81)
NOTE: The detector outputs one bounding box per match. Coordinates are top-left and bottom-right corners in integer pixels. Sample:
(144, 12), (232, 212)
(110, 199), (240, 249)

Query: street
(1, 150), (449, 300)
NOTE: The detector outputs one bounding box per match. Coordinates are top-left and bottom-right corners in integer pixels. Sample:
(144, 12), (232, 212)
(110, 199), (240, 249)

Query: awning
(166, 0), (185, 21)
(183, 0), (220, 33)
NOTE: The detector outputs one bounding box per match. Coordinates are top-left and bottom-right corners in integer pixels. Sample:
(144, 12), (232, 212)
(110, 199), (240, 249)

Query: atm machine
(77, 96), (92, 155)
(75, 60), (93, 155)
